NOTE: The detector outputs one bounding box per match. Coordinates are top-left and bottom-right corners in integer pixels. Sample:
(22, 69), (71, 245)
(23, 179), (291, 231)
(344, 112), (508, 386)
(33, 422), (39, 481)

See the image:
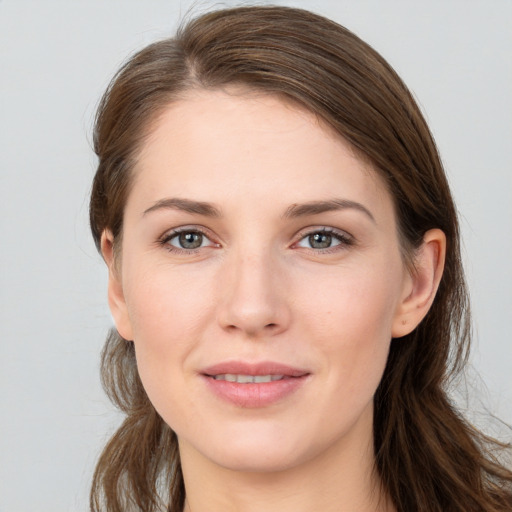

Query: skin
(103, 89), (445, 512)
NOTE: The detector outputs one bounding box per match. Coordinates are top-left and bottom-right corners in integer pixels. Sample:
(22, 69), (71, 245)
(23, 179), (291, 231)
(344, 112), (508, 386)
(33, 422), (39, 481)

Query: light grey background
(1, 1), (510, 510)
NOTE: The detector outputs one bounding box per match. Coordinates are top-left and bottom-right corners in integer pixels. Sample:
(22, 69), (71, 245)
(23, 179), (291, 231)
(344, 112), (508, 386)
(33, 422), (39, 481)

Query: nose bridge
(217, 243), (289, 336)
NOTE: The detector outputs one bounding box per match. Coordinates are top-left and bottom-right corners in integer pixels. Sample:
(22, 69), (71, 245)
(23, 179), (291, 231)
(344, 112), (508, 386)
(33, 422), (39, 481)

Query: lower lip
(202, 375), (308, 408)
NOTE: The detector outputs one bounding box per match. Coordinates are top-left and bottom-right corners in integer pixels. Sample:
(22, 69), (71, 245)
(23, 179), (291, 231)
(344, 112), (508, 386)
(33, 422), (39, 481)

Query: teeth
(213, 374), (285, 383)
(254, 375), (272, 383)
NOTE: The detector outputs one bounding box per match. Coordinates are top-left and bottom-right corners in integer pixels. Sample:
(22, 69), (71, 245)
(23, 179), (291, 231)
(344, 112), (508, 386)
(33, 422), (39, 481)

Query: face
(108, 89), (415, 473)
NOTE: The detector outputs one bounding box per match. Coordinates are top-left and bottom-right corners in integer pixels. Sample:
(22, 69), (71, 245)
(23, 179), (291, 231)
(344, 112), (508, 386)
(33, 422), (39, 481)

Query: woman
(89, 6), (512, 512)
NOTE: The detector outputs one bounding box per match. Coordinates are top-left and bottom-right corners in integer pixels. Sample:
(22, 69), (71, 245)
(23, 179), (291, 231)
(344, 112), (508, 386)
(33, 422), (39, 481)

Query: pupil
(179, 232), (202, 249)
(309, 233), (331, 249)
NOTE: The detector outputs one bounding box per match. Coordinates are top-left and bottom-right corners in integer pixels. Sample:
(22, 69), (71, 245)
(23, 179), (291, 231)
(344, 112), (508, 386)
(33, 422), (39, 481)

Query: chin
(213, 447), (305, 474)
(184, 422), (325, 474)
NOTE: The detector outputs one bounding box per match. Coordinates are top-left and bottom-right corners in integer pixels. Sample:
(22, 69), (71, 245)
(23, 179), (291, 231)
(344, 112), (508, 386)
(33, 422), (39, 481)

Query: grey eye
(297, 228), (353, 251)
(308, 232), (333, 249)
(170, 231), (205, 249)
(297, 231), (342, 250)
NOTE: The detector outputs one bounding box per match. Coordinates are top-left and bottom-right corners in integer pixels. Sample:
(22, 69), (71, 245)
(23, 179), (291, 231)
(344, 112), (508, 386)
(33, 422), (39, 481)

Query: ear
(392, 229), (446, 338)
(101, 230), (134, 341)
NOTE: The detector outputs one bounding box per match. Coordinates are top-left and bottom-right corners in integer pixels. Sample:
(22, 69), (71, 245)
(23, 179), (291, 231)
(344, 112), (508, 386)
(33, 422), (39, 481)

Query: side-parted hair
(89, 6), (512, 512)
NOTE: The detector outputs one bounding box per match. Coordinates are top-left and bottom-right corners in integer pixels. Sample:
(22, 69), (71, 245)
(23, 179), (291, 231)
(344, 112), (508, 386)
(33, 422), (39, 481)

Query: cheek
(298, 256), (402, 341)
(296, 259), (402, 392)
(123, 265), (216, 394)
(125, 262), (214, 339)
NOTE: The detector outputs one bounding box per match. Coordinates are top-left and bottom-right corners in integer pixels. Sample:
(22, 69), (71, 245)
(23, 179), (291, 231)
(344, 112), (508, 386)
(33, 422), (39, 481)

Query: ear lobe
(392, 229), (446, 338)
(100, 230), (134, 341)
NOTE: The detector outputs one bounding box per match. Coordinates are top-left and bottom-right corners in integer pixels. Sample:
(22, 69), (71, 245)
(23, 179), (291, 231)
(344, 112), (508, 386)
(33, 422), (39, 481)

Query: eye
(171, 231), (207, 250)
(295, 228), (353, 251)
(160, 228), (218, 253)
(300, 232), (339, 249)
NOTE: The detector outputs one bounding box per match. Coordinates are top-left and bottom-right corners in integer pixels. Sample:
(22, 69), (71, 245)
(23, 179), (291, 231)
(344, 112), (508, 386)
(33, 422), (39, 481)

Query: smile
(212, 374), (285, 383)
(201, 361), (310, 407)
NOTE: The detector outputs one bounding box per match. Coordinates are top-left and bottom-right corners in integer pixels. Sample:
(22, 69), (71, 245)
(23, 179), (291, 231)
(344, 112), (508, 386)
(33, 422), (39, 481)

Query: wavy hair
(89, 6), (512, 511)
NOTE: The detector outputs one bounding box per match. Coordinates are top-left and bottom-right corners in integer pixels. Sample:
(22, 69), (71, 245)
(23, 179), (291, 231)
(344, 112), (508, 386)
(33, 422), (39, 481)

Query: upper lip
(201, 361), (310, 378)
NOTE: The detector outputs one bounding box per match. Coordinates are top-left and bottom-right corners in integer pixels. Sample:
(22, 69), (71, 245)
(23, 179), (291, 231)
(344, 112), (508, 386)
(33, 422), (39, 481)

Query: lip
(201, 361), (310, 408)
(202, 361), (309, 378)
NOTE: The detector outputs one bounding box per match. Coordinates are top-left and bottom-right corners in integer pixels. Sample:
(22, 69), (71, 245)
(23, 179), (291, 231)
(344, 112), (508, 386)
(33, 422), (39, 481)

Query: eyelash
(158, 226), (354, 255)
(294, 227), (354, 254)
(158, 226), (217, 255)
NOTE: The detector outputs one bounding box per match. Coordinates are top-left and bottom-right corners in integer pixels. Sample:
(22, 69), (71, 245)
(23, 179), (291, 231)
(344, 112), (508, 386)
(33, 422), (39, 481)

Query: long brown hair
(89, 6), (512, 511)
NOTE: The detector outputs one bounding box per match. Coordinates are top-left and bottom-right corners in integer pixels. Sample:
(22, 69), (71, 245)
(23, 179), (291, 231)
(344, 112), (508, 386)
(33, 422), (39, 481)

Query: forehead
(140, 88), (343, 158)
(129, 88), (392, 219)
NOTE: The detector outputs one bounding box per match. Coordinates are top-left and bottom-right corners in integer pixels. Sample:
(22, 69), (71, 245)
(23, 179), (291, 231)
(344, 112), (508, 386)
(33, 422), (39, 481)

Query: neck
(179, 408), (394, 512)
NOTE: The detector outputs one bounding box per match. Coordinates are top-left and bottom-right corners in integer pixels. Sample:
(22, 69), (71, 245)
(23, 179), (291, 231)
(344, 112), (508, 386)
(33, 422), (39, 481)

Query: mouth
(211, 374), (287, 383)
(201, 361), (310, 407)
(202, 361), (309, 380)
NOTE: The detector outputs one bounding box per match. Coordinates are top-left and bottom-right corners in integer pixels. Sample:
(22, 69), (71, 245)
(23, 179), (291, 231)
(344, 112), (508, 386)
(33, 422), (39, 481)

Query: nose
(216, 249), (291, 338)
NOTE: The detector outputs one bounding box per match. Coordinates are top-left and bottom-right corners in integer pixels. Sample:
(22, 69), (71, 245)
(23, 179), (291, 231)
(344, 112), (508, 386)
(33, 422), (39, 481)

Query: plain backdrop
(1, 1), (511, 510)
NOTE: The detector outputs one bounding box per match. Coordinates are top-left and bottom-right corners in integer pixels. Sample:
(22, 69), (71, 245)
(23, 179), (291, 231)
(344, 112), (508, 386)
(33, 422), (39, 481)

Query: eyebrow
(143, 197), (375, 223)
(283, 199), (375, 223)
(143, 198), (222, 217)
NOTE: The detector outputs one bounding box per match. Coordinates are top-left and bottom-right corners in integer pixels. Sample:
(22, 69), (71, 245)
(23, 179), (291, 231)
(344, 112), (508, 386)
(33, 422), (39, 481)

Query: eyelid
(158, 225), (220, 252)
(294, 225), (353, 240)
(292, 226), (355, 251)
(157, 224), (354, 254)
